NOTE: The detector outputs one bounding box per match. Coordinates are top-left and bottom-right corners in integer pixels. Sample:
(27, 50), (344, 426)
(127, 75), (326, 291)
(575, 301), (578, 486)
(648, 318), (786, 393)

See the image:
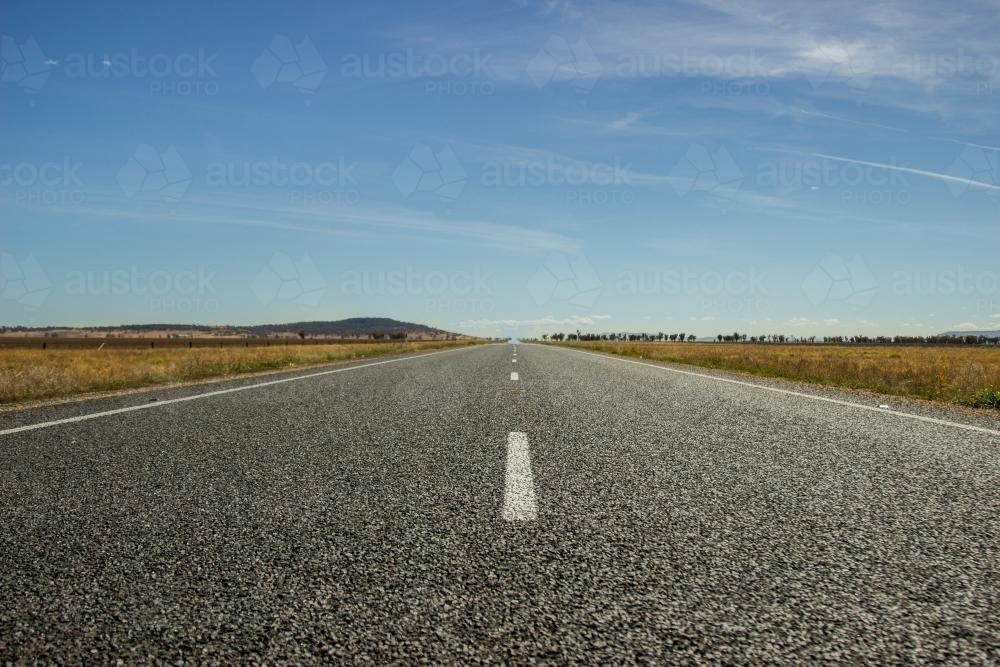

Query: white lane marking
(561, 347), (1000, 437)
(512, 359), (517, 363)
(511, 372), (519, 381)
(0, 346), (480, 436)
(502, 432), (537, 521)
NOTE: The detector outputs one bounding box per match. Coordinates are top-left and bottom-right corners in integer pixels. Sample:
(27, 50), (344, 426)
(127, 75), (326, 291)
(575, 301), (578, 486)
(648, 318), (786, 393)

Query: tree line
(543, 332), (696, 342)
(534, 332), (1000, 345)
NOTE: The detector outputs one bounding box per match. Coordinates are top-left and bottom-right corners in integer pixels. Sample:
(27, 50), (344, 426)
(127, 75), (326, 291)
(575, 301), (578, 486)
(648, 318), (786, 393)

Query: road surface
(2, 343), (999, 664)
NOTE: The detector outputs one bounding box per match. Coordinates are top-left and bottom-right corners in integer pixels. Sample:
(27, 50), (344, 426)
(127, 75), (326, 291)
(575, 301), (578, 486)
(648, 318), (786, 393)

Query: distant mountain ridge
(0, 318), (465, 339)
(938, 330), (1000, 338)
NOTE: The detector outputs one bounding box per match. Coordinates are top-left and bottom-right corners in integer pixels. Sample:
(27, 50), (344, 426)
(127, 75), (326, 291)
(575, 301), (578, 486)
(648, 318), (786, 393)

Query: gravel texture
(2, 343), (998, 664)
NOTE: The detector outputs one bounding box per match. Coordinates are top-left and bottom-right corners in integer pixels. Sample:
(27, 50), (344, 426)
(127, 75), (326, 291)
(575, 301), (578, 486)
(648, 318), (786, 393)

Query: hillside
(939, 330), (1000, 339)
(248, 318), (453, 338)
(0, 318), (465, 340)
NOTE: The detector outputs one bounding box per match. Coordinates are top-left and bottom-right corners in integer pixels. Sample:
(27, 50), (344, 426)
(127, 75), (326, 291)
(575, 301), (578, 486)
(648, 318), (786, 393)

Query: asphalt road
(2, 343), (999, 664)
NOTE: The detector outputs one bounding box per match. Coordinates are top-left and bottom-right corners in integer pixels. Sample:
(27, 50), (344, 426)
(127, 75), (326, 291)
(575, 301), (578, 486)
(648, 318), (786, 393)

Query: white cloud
(404, 0), (999, 121)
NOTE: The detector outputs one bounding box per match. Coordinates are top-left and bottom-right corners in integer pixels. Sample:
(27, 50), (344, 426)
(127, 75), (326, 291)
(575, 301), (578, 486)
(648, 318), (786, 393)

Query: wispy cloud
(41, 196), (584, 254)
(810, 152), (999, 193)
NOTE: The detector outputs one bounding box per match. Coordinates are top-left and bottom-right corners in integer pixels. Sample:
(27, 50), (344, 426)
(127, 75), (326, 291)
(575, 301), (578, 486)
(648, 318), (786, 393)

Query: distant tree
(298, 330), (306, 339)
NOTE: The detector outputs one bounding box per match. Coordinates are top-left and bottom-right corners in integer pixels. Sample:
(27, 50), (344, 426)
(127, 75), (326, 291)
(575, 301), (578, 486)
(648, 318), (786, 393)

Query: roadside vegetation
(548, 340), (1000, 409)
(0, 340), (480, 405)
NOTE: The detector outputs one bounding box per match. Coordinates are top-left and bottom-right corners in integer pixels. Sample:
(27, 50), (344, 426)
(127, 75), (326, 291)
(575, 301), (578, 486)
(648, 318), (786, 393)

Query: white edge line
(556, 346), (1000, 437)
(1, 346), (480, 436)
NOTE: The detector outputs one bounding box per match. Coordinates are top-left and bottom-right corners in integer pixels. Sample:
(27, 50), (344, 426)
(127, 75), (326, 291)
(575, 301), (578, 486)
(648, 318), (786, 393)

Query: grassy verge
(552, 341), (1000, 409)
(0, 340), (482, 405)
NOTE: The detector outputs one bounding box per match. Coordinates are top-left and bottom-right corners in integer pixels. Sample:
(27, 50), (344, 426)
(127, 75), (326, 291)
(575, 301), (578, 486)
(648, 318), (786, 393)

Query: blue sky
(2, 0), (998, 338)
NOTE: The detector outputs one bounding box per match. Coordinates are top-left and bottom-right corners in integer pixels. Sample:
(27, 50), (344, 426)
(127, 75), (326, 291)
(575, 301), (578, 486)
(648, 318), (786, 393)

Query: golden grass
(554, 341), (1000, 408)
(0, 340), (480, 405)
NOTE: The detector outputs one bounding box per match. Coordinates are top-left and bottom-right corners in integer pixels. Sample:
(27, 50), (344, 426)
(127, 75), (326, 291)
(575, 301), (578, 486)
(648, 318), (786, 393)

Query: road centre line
(511, 372), (519, 381)
(502, 432), (537, 521)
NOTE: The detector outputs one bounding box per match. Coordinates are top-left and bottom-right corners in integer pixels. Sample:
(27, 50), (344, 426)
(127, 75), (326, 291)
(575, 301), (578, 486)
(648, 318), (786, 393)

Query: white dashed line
(511, 372), (519, 381)
(502, 432), (537, 521)
(512, 359), (517, 363)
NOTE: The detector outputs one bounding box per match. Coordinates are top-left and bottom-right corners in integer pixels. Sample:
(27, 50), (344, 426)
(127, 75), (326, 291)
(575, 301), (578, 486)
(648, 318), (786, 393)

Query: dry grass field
(556, 341), (1000, 409)
(0, 340), (479, 405)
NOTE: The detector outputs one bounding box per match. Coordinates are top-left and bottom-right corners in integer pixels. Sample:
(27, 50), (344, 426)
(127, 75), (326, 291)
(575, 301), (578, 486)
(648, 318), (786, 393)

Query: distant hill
(248, 318), (453, 338)
(0, 318), (466, 340)
(938, 330), (1000, 338)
